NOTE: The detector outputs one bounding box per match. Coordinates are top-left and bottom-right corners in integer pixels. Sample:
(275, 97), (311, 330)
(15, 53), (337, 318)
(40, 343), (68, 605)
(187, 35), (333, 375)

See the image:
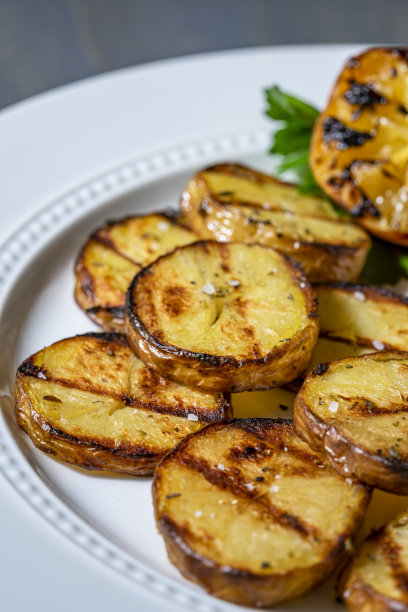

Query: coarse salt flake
(231, 499), (238, 505)
(293, 241), (301, 250)
(353, 291), (366, 301)
(329, 401), (339, 413)
(195, 510), (202, 517)
(217, 463), (225, 471)
(283, 446), (288, 452)
(202, 283), (215, 295)
(275, 474), (281, 479)
(270, 485), (279, 493)
(396, 202), (404, 212)
(373, 340), (385, 351)
(345, 478), (353, 485)
(158, 221), (169, 231)
(246, 482), (255, 491)
(38, 371), (46, 380)
(228, 279), (240, 287)
(187, 413), (198, 421)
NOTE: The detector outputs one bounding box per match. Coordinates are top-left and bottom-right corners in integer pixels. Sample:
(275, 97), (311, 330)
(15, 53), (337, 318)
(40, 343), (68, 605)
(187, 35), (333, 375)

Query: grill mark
(205, 163), (264, 184)
(86, 305), (125, 320)
(219, 242), (231, 273)
(380, 533), (408, 595)
(91, 232), (143, 266)
(20, 367), (226, 422)
(345, 398), (408, 417)
(31, 409), (162, 458)
(76, 263), (95, 301)
(315, 282), (408, 307)
(249, 342), (262, 359)
(318, 332), (397, 352)
(344, 81), (387, 108)
(350, 193), (380, 218)
(234, 296), (249, 319)
(231, 419), (327, 466)
(162, 285), (191, 318)
(322, 117), (374, 150)
(179, 452), (318, 537)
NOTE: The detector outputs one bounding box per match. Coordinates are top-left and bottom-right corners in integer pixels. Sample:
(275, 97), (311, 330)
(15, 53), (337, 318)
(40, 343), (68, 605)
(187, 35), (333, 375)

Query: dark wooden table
(0, 0), (406, 109)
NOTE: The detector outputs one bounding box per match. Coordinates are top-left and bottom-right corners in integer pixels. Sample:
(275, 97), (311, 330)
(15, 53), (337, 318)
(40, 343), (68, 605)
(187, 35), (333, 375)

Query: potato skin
(15, 372), (158, 476)
(158, 513), (348, 608)
(74, 212), (197, 332)
(15, 332), (231, 476)
(294, 391), (408, 494)
(294, 353), (408, 494)
(152, 418), (371, 608)
(339, 575), (407, 612)
(125, 241), (319, 392)
(338, 512), (408, 612)
(180, 164), (371, 283)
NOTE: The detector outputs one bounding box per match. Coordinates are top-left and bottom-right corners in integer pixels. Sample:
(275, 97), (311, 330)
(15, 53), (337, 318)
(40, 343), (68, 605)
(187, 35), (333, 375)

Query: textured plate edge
(0, 128), (269, 612)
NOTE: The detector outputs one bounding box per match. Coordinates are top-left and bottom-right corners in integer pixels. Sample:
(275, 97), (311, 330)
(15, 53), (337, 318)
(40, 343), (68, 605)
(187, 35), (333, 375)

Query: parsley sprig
(264, 84), (408, 284)
(265, 85), (322, 195)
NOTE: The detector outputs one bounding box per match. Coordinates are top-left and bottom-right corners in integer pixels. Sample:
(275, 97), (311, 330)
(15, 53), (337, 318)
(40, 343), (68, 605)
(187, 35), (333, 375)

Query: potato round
(339, 510), (408, 611)
(180, 163), (371, 282)
(310, 47), (408, 245)
(15, 333), (230, 476)
(294, 352), (408, 493)
(125, 240), (319, 392)
(303, 283), (408, 378)
(74, 212), (197, 331)
(153, 419), (370, 608)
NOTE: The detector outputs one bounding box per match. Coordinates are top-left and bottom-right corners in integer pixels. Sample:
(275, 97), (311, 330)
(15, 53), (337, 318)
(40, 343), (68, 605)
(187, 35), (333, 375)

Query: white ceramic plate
(1, 45), (406, 611)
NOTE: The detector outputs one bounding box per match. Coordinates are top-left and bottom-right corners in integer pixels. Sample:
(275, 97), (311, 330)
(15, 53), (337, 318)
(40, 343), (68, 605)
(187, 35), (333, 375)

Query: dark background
(1, 0), (407, 109)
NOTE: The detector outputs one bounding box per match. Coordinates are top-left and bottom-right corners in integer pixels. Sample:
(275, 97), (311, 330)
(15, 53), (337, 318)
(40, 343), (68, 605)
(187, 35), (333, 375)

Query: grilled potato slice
(339, 510), (408, 611)
(311, 47), (408, 245)
(294, 352), (408, 493)
(305, 283), (408, 376)
(180, 163), (371, 282)
(153, 418), (370, 607)
(125, 241), (319, 392)
(15, 333), (230, 476)
(74, 213), (197, 331)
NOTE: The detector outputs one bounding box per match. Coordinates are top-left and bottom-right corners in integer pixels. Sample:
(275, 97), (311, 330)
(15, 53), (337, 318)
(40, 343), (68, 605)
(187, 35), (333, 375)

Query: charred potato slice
(311, 47), (408, 245)
(74, 213), (197, 331)
(125, 241), (319, 392)
(294, 352), (408, 493)
(180, 163), (371, 282)
(339, 510), (408, 611)
(15, 333), (230, 476)
(305, 283), (408, 376)
(153, 418), (370, 608)
(317, 283), (408, 351)
(187, 163), (338, 216)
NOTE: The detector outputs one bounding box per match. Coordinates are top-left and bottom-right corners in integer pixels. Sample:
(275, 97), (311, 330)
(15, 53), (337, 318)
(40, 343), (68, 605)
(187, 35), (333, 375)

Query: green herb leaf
(398, 254), (408, 277)
(270, 125), (312, 156)
(265, 85), (319, 125)
(265, 85), (322, 195)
